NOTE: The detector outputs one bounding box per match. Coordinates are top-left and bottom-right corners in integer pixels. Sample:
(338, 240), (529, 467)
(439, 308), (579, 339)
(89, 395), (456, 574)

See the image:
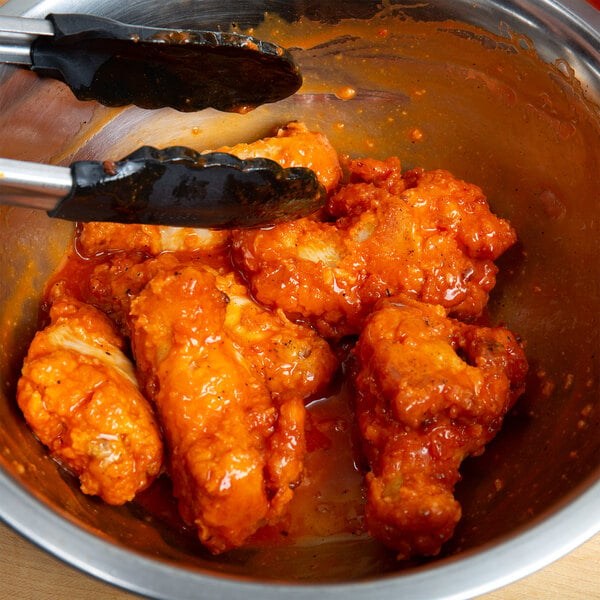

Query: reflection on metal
(0, 1), (599, 599)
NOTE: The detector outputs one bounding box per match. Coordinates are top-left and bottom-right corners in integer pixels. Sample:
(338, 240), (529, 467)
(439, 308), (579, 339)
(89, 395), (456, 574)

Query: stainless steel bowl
(1, 1), (599, 598)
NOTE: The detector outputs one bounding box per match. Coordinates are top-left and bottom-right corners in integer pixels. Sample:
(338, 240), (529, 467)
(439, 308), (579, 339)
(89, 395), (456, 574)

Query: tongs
(0, 148), (325, 229)
(0, 13), (302, 111)
(0, 14), (318, 228)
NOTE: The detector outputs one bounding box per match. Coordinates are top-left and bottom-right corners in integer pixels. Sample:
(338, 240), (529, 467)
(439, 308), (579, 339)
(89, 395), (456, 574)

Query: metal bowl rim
(1, 465), (599, 600)
(0, 0), (598, 598)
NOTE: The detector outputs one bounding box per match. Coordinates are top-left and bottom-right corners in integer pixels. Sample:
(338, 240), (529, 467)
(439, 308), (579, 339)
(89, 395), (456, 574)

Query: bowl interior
(0, 0), (599, 590)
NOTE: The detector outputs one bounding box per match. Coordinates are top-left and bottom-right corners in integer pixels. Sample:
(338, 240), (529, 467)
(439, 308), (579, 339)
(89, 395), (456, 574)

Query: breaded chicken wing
(78, 223), (229, 257)
(214, 121), (342, 193)
(17, 297), (163, 505)
(83, 252), (189, 335)
(233, 157), (516, 338)
(128, 264), (337, 553)
(216, 270), (337, 401)
(82, 253), (338, 399)
(353, 297), (527, 559)
(78, 121), (341, 258)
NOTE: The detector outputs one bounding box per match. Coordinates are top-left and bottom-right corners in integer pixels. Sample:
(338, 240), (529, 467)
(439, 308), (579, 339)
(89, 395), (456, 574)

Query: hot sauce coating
(65, 244), (337, 552)
(232, 157), (516, 338)
(214, 121), (343, 194)
(215, 269), (338, 402)
(17, 296), (163, 505)
(77, 121), (342, 259)
(78, 252), (338, 398)
(128, 264), (336, 553)
(17, 123), (527, 559)
(353, 297), (528, 559)
(78, 222), (230, 257)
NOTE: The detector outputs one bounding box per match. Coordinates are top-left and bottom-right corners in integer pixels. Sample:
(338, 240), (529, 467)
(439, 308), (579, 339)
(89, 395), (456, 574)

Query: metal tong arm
(0, 149), (326, 228)
(0, 157), (71, 210)
(0, 16), (53, 65)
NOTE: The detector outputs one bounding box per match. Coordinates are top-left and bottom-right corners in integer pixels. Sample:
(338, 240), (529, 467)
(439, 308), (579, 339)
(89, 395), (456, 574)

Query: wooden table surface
(1, 518), (598, 600)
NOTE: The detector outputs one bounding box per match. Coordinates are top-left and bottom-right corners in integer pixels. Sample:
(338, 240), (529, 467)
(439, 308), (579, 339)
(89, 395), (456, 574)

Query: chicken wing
(128, 263), (337, 553)
(17, 297), (163, 505)
(82, 252), (338, 399)
(233, 157), (516, 338)
(214, 121), (342, 193)
(77, 121), (341, 258)
(216, 270), (337, 401)
(77, 222), (229, 258)
(352, 297), (528, 559)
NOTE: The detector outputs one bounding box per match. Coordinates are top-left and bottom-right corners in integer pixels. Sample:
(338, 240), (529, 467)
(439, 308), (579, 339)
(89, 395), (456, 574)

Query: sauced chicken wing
(128, 264), (337, 553)
(17, 297), (163, 505)
(214, 121), (342, 194)
(78, 223), (229, 257)
(353, 297), (527, 559)
(83, 252), (193, 335)
(77, 121), (341, 258)
(82, 253), (338, 401)
(215, 270), (338, 401)
(233, 157), (516, 338)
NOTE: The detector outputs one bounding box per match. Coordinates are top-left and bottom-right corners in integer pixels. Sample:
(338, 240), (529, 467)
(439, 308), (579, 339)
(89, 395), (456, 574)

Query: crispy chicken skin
(216, 270), (338, 401)
(83, 253), (222, 336)
(78, 223), (229, 257)
(353, 297), (528, 559)
(18, 123), (528, 559)
(83, 252), (190, 335)
(128, 264), (336, 553)
(232, 157), (516, 338)
(17, 297), (163, 505)
(78, 122), (341, 258)
(83, 253), (338, 400)
(214, 121), (342, 194)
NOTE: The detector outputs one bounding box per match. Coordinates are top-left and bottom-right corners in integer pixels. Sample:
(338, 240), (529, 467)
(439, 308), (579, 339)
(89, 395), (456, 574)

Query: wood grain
(0, 518), (598, 599)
